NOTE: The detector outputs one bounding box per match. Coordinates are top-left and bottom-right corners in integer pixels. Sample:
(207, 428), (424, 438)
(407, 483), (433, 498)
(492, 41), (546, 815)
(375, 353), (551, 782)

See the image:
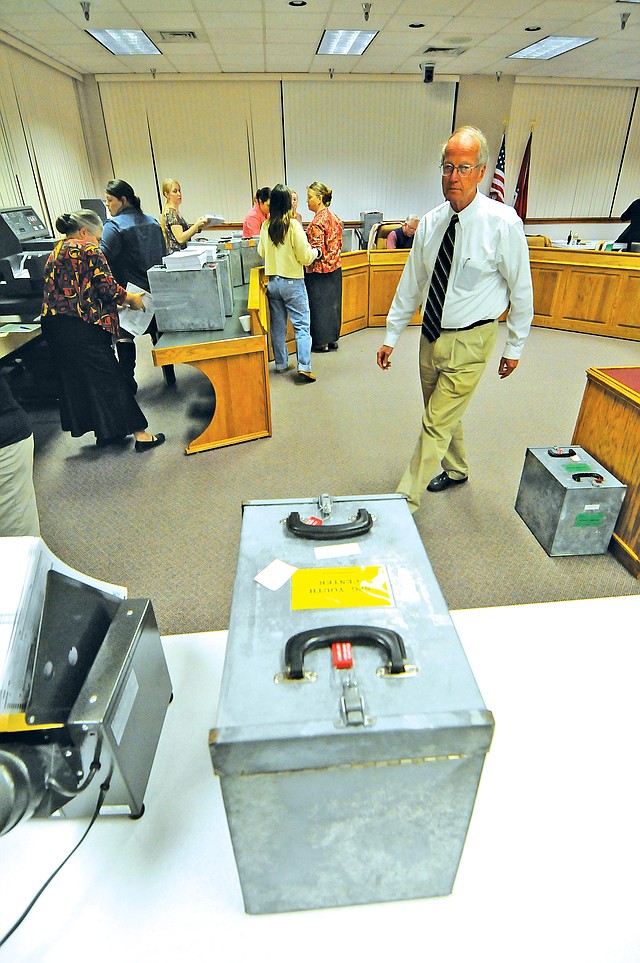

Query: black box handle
(284, 625), (406, 680)
(285, 509), (373, 541)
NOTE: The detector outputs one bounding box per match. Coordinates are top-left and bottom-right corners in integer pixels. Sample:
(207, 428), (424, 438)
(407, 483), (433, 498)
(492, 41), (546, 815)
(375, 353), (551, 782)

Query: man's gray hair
(440, 126), (489, 166)
(404, 214), (420, 225)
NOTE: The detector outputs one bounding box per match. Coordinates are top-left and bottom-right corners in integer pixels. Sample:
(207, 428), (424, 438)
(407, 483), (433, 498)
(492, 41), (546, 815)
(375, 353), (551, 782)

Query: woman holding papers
(258, 184), (320, 383)
(41, 210), (165, 451)
(161, 178), (210, 254)
(101, 178), (166, 393)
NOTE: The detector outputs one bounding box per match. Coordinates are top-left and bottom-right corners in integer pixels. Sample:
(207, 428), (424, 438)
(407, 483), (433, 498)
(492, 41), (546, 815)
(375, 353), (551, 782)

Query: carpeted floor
(26, 322), (640, 635)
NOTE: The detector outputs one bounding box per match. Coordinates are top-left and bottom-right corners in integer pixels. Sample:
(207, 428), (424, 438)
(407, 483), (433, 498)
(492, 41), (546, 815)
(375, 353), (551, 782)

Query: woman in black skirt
(41, 210), (164, 451)
(305, 181), (343, 352)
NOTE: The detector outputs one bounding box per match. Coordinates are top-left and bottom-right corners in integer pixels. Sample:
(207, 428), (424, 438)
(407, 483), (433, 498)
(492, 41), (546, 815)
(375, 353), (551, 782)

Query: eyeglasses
(440, 163), (481, 178)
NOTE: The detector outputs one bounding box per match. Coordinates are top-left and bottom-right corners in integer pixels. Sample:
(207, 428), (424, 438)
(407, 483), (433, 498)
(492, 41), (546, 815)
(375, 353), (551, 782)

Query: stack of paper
(162, 249), (209, 271)
(0, 537), (126, 717)
(204, 214), (226, 226)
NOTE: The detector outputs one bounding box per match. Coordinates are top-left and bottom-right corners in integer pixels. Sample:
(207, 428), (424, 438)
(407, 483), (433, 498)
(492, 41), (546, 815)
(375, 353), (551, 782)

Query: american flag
(489, 134), (506, 203)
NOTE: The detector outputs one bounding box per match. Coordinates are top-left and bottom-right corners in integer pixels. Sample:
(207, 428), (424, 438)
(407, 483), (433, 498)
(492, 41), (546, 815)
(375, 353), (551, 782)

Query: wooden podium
(572, 366), (640, 577)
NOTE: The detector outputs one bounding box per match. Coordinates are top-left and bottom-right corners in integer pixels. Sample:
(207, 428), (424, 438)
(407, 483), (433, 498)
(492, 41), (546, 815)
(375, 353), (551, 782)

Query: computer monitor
(80, 198), (108, 222)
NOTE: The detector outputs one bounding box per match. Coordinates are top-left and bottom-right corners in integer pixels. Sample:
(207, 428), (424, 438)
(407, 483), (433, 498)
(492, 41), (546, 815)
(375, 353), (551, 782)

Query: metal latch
(340, 679), (366, 727)
(318, 493), (333, 517)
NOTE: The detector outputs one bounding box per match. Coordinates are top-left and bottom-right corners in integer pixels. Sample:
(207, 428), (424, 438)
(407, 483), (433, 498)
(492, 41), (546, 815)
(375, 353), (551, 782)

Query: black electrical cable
(0, 770), (112, 949)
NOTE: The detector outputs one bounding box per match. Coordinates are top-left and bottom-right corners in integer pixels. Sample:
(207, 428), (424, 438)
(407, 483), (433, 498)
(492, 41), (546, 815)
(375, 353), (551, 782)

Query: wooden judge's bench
(572, 366), (640, 578)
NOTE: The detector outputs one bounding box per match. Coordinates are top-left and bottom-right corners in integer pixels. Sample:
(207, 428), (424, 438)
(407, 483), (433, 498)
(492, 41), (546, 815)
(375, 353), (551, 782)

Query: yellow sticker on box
(291, 565), (393, 610)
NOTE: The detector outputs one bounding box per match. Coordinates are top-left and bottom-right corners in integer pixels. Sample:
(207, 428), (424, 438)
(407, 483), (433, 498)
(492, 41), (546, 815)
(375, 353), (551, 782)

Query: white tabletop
(1, 595), (639, 963)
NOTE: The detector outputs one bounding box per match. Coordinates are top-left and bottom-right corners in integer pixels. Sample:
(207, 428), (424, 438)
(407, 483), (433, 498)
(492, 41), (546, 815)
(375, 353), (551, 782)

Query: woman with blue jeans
(258, 184), (320, 383)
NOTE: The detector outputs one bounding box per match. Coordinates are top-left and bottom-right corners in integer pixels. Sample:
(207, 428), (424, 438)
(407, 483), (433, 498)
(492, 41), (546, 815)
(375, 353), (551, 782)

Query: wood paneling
(368, 250), (421, 327)
(572, 367), (640, 577)
(530, 248), (640, 341)
(341, 251), (369, 335)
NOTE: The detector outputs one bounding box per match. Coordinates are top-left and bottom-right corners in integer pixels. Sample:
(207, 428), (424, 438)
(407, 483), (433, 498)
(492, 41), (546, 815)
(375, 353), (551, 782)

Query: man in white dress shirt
(377, 126), (533, 512)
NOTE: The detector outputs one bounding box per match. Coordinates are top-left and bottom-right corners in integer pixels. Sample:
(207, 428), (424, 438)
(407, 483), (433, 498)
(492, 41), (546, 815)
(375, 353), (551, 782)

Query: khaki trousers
(397, 321), (498, 511)
(0, 434), (40, 536)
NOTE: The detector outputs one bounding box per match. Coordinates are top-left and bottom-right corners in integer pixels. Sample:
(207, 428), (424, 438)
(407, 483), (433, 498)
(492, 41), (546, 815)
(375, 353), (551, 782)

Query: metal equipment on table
(0, 207), (55, 320)
(216, 237), (244, 287)
(147, 263), (226, 332)
(210, 493), (494, 914)
(239, 237), (263, 280)
(515, 446), (627, 556)
(0, 538), (172, 837)
(360, 210), (383, 248)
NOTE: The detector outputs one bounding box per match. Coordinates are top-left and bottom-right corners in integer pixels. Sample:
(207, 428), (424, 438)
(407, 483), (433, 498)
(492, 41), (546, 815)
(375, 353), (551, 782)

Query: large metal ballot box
(515, 446), (626, 556)
(147, 264), (226, 332)
(209, 494), (494, 914)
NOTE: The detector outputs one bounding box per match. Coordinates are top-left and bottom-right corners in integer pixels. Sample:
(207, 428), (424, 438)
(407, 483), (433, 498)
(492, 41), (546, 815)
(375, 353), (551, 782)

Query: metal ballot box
(217, 238), (244, 286)
(210, 494), (494, 914)
(240, 237), (262, 279)
(147, 264), (226, 332)
(515, 446), (626, 556)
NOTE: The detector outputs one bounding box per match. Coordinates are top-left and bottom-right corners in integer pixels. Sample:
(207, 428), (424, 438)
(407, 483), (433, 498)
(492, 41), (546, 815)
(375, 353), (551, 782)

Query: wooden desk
(529, 247), (640, 341)
(152, 278), (271, 454)
(0, 321), (41, 362)
(572, 366), (640, 577)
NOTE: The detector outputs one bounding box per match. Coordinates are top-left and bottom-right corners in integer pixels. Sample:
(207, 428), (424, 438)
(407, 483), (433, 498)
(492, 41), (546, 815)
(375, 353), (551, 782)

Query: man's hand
(498, 357), (518, 379)
(377, 345), (394, 370)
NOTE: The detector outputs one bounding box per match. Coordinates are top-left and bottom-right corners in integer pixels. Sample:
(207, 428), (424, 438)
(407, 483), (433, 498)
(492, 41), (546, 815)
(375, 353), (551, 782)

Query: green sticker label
(575, 513), (605, 527)
(563, 463), (590, 472)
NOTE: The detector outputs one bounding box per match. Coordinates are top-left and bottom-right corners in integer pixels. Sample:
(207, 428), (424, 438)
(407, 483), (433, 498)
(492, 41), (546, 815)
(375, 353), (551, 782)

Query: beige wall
(75, 75), (114, 196)
(455, 74), (516, 174)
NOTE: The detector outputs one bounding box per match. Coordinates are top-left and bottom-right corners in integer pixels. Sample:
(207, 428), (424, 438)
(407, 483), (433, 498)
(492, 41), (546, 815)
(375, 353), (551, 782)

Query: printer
(0, 207), (55, 319)
(0, 538), (172, 836)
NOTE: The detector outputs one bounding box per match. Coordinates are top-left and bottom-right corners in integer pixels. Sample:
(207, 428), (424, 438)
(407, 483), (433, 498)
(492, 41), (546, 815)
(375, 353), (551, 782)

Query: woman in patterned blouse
(160, 179), (209, 254)
(305, 182), (343, 352)
(41, 210), (165, 451)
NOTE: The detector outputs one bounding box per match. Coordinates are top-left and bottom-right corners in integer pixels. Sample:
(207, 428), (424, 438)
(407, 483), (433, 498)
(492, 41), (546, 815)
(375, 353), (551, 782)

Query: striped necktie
(422, 213), (459, 343)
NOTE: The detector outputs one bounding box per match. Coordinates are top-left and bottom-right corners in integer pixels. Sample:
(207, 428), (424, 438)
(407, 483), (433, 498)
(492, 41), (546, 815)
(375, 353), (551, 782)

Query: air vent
(158, 30), (200, 42)
(423, 46), (466, 57)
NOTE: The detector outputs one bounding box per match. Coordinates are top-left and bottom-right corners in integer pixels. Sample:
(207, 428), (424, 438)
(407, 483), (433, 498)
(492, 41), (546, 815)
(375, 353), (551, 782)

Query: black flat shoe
(426, 471), (468, 493)
(312, 345), (329, 352)
(328, 341), (339, 350)
(134, 433), (165, 452)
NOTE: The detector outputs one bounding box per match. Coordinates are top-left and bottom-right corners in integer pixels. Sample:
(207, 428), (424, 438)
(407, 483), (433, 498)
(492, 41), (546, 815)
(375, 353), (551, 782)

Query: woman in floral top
(160, 179), (209, 254)
(305, 181), (343, 352)
(41, 210), (165, 450)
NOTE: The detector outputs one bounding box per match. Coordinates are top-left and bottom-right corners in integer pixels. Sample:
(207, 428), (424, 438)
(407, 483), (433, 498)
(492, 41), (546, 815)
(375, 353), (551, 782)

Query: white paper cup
(239, 314), (251, 332)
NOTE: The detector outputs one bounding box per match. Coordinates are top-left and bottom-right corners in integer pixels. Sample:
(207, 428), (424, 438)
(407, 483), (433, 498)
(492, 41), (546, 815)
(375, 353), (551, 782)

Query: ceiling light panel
(317, 30), (378, 56)
(86, 30), (161, 56)
(508, 36), (597, 60)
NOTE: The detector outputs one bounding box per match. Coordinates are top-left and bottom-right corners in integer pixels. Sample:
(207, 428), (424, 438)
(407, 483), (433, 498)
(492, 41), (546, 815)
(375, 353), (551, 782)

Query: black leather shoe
(328, 341), (339, 350)
(134, 433), (165, 452)
(426, 471), (468, 493)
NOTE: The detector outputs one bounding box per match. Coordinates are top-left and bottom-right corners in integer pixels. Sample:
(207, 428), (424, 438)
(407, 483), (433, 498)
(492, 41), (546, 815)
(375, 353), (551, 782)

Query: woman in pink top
(242, 187), (270, 237)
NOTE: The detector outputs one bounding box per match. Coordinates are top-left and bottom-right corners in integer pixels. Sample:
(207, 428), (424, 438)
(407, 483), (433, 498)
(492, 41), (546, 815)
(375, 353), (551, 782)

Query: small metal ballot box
(209, 494), (494, 914)
(217, 238), (244, 286)
(240, 237), (263, 279)
(515, 446), (626, 556)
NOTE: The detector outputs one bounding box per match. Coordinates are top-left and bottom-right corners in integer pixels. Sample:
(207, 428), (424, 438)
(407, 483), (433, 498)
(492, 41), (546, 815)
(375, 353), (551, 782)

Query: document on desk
(118, 285), (152, 337)
(0, 537), (126, 714)
(162, 249), (209, 271)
